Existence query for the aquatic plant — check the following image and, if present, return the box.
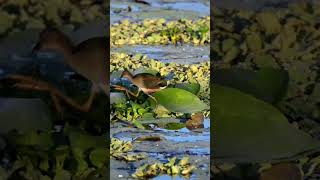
[111,17,210,46]
[132,156,196,178]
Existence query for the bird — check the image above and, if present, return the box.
[6,27,109,113]
[112,69,167,102]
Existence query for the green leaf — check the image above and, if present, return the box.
[133,67,159,76]
[132,119,145,129]
[89,148,107,168]
[153,88,207,113]
[223,46,240,63]
[7,130,54,150]
[175,83,201,95]
[54,169,71,180]
[246,33,263,52]
[214,85,320,163]
[214,68,289,104]
[165,123,185,130]
[67,131,106,152]
[256,11,281,34]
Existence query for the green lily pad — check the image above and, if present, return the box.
[153,88,207,113]
[174,83,200,95]
[214,85,320,163]
[214,68,289,104]
[133,67,159,76]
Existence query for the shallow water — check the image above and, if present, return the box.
[110,0,210,178]
[110,0,209,24]
[110,119,210,179]
[112,45,209,64]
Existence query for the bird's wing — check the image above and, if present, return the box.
[139,74,167,89]
[73,37,108,53]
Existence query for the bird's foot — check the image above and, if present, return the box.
[6,74,96,114]
[6,74,66,118]
[6,74,51,91]
[147,94,158,104]
[51,93,64,119]
[112,84,134,98]
[112,84,129,91]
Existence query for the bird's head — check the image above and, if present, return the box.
[32,27,73,55]
[121,69,133,79]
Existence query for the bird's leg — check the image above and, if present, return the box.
[6,74,51,91]
[50,93,64,119]
[112,85,140,98]
[146,93,158,104]
[79,85,97,112]
[132,88,141,97]
[5,74,96,113]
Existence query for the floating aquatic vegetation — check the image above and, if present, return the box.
[110,138,146,162]
[113,101,149,122]
[110,52,210,105]
[213,2,320,140]
[0,125,108,179]
[0,0,107,37]
[111,17,210,46]
[132,156,196,179]
[110,52,210,123]
[153,88,208,113]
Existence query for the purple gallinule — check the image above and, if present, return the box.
[6,28,108,113]
[113,69,167,102]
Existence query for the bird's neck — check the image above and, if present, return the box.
[59,45,75,65]
[50,36,75,64]
[123,73,134,81]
